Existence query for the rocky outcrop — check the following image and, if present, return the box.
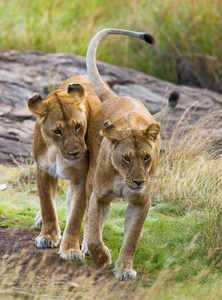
[0,50,221,164]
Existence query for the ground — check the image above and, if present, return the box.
[0,151,222,299]
[0,227,142,299]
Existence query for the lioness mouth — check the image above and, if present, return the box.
[64,155,79,161]
[129,187,143,191]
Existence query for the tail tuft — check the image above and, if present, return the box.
[169,91,180,108]
[143,34,155,45]
[153,91,180,121]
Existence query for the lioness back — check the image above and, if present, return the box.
[59,75,101,112]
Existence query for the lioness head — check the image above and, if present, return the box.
[101,112,160,191]
[28,84,88,161]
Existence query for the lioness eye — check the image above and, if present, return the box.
[54,129,62,135]
[123,156,130,163]
[75,124,81,130]
[144,154,150,162]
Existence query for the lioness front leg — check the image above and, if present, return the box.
[87,192,112,267]
[113,199,150,280]
[35,169,61,248]
[81,168,94,255]
[35,182,59,229]
[81,206,90,255]
[35,210,42,229]
[59,180,86,261]
[82,199,110,255]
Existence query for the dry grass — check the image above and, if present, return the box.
[152,110,222,255]
[154,111,222,207]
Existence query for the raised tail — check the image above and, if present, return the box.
[86,28,155,102]
[153,91,180,122]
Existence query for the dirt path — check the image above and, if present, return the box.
[0,228,141,299]
[0,227,110,278]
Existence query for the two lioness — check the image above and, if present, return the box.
[29,29,178,280]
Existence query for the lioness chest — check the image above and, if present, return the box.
[39,146,84,180]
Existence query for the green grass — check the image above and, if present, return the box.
[1,0,222,86]
[0,165,68,231]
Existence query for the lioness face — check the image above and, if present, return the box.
[101,115,160,190]
[42,100,87,161]
[29,84,88,161]
[111,136,154,190]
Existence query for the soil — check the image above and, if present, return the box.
[0,227,143,299]
[0,227,111,277]
[0,227,118,298]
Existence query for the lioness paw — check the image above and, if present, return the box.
[35,234,61,248]
[59,248,85,261]
[88,244,112,268]
[81,243,90,256]
[113,267,137,281]
[35,211,42,229]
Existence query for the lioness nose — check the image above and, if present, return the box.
[132,179,145,187]
[67,150,80,156]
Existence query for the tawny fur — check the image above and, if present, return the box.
[82,29,165,281]
[83,95,160,280]
[28,75,101,260]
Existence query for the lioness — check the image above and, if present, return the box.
[82,29,179,280]
[28,75,101,260]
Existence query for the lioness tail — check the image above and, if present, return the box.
[153,91,180,121]
[86,28,155,102]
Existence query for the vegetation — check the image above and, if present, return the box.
[0,112,221,299]
[0,0,222,89]
[0,1,222,297]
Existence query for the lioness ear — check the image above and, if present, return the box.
[145,122,160,141]
[28,93,47,116]
[67,84,85,102]
[101,120,122,141]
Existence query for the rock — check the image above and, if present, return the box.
[0,183,8,191]
[0,50,221,164]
